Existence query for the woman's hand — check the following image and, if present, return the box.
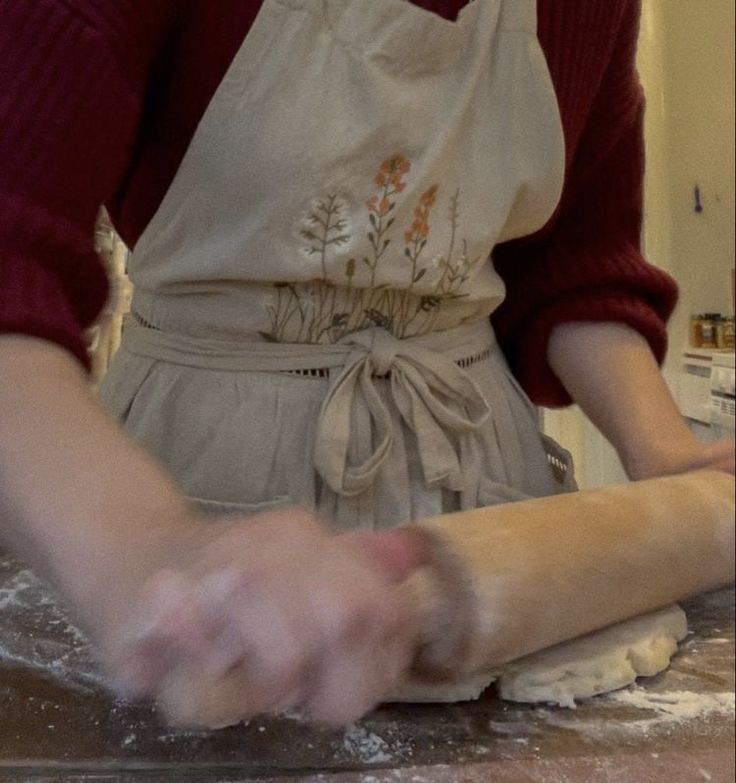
[105,513,425,728]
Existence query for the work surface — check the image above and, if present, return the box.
[0,553,734,782]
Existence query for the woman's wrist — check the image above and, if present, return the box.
[618,422,702,481]
[623,435,735,482]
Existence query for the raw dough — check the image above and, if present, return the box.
[496,603,688,708]
[387,671,497,703]
[390,604,688,706]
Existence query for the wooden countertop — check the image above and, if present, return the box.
[0,552,733,782]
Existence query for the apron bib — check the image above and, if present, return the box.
[101,0,573,529]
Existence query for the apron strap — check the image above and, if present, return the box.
[314,328,491,496]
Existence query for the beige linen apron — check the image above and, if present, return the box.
[100,0,573,529]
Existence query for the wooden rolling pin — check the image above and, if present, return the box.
[404,469,735,680]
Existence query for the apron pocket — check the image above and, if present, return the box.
[189,495,293,517]
[97,348,159,423]
[477,478,532,508]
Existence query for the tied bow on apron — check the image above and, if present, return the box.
[315,329,491,496]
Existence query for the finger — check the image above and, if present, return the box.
[300,588,412,725]
[158,574,315,727]
[303,623,410,725]
[113,569,239,698]
[341,527,434,584]
[223,583,313,714]
[109,569,194,696]
[157,659,255,728]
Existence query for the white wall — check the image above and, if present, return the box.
[639,0,735,363]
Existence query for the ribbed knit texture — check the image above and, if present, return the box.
[0,0,173,365]
[0,0,677,403]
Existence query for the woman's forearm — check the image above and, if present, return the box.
[547,322,710,480]
[0,335,194,633]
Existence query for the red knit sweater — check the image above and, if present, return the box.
[0,0,677,407]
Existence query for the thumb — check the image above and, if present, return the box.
[341,527,433,584]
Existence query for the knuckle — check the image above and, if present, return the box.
[274,645,309,685]
[331,598,383,644]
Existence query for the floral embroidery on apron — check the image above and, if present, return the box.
[266,153,484,343]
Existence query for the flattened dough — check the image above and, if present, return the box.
[389,604,688,706]
[387,671,497,703]
[497,603,688,707]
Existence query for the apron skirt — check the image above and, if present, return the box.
[100,317,575,530]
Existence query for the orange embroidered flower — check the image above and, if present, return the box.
[404,185,438,245]
[405,217,428,244]
[420,184,438,207]
[365,154,414,286]
[390,175,406,192]
[376,155,411,194]
[366,194,393,217]
[380,155,411,176]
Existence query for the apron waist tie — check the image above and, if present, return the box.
[122,317,494,497]
[315,328,491,496]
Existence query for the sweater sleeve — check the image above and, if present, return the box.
[491,0,678,408]
[0,0,174,368]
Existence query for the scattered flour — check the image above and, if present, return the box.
[342,726,393,764]
[341,726,406,765]
[0,564,104,688]
[122,732,137,746]
[605,687,736,726]
[543,686,736,738]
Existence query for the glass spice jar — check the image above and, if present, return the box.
[690,314,704,348]
[700,316,716,348]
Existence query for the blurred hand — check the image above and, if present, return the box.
[104,509,427,728]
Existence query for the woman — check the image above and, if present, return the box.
[0,0,732,727]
